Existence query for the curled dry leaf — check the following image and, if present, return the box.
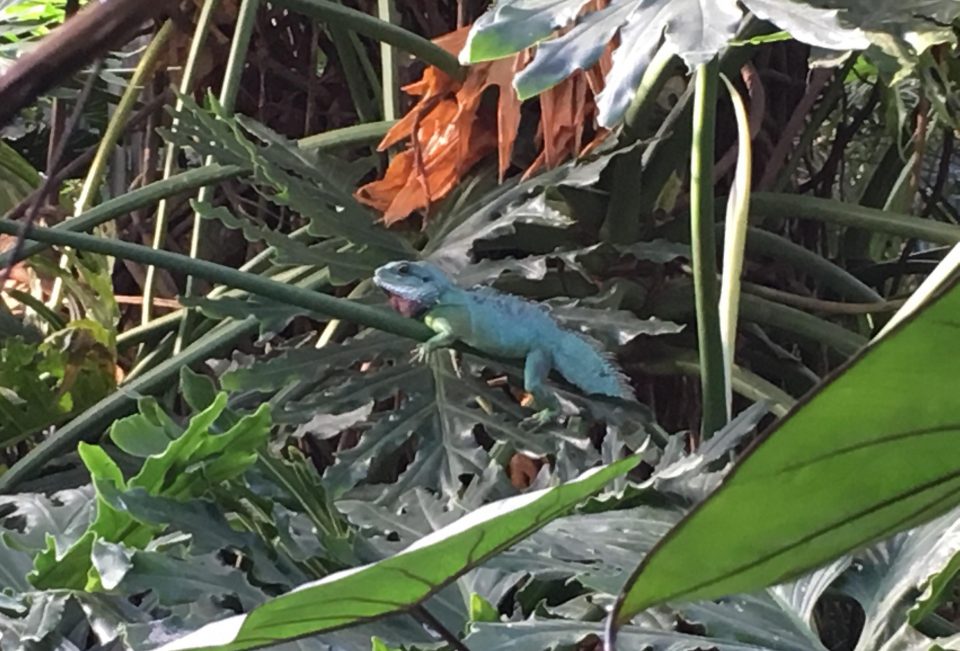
[356,18,614,225]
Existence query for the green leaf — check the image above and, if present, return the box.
[610,273,960,625]
[469,593,500,623]
[117,549,267,609]
[464,0,743,125]
[0,140,38,214]
[191,200,386,286]
[166,96,411,258]
[0,486,94,555]
[179,294,306,341]
[109,397,182,458]
[0,331,113,447]
[131,393,270,495]
[910,549,960,626]
[461,0,592,63]
[179,366,221,413]
[156,456,639,651]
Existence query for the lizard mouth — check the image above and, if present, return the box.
[386,293,427,318]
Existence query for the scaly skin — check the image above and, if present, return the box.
[373,261,633,423]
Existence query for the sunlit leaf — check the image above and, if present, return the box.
[157,456,639,651]
[610,273,960,625]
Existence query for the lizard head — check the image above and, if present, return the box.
[373,260,453,318]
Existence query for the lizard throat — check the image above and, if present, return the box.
[386,293,429,318]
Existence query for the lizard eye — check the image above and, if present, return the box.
[396,262,411,275]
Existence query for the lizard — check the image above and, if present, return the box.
[372,260,634,423]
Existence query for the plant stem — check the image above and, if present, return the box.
[740,227,882,303]
[690,58,727,437]
[601,47,680,244]
[0,220,431,341]
[378,0,399,121]
[748,192,960,244]
[144,0,223,325]
[47,20,175,309]
[276,0,465,80]
[0,118,392,268]
[0,165,247,268]
[177,0,259,352]
[717,72,752,419]
[298,120,395,150]
[328,26,379,122]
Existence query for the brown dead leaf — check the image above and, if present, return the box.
[356,22,613,224]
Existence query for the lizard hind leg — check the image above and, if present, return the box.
[522,348,561,425]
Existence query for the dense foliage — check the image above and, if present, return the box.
[0,0,959,650]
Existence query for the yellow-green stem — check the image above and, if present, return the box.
[143,0,222,325]
[48,20,174,309]
[175,0,259,353]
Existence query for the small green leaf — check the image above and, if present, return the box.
[179,367,221,413]
[469,593,500,623]
[909,549,960,626]
[109,397,181,458]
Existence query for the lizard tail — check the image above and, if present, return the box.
[550,330,634,400]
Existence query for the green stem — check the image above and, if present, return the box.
[177,0,259,352]
[690,58,727,436]
[742,227,882,303]
[748,192,960,244]
[117,310,182,349]
[640,354,796,418]
[143,0,223,325]
[621,47,682,144]
[0,165,247,267]
[118,225,313,351]
[377,0,399,122]
[328,26,379,122]
[652,279,867,356]
[349,31,383,108]
[601,48,680,244]
[76,21,175,215]
[0,118,393,267]
[48,20,175,308]
[275,0,465,80]
[298,120,394,150]
[739,293,865,356]
[2,288,66,330]
[0,220,431,342]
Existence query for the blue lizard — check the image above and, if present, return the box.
[373,260,634,423]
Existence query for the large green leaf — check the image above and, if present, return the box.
[156,456,639,651]
[609,271,960,628]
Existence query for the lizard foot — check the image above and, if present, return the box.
[411,343,433,364]
[521,408,559,430]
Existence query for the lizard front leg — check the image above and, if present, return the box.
[413,313,458,363]
[523,348,560,425]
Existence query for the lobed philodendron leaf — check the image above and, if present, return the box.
[156,456,639,651]
[462,0,959,127]
[607,272,960,634]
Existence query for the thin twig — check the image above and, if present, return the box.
[0,58,104,289]
[758,68,831,190]
[2,90,171,223]
[922,128,954,219]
